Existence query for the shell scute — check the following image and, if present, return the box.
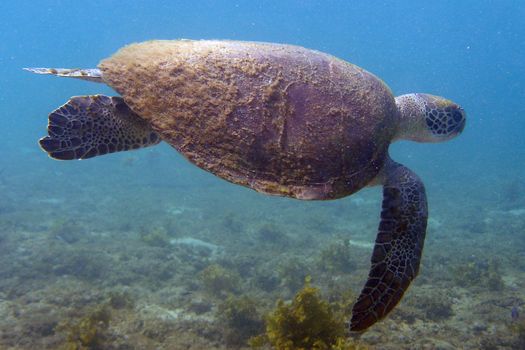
[100,40,397,199]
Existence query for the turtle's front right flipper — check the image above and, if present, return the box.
[24,68,103,83]
[39,95,161,160]
[350,158,428,331]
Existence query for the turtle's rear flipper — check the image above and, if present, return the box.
[350,159,427,331]
[39,95,161,160]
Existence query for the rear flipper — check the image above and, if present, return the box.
[350,159,428,331]
[39,95,161,160]
[24,68,103,83]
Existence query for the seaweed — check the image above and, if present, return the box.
[411,293,454,321]
[451,258,504,291]
[217,295,264,346]
[250,278,367,350]
[139,226,170,247]
[325,281,356,317]
[57,305,111,350]
[49,219,85,244]
[257,223,289,245]
[487,259,505,291]
[317,240,354,274]
[277,258,310,293]
[254,266,280,292]
[509,319,525,349]
[222,212,243,234]
[108,291,134,310]
[49,247,108,281]
[199,264,241,296]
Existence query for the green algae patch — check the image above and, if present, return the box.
[251,278,366,350]
[218,295,264,346]
[108,291,135,310]
[277,258,310,293]
[139,226,171,247]
[199,264,241,295]
[57,305,111,350]
[451,258,504,291]
[317,240,354,274]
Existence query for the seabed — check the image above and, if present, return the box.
[0,153,524,349]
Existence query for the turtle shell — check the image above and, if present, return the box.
[99,40,398,199]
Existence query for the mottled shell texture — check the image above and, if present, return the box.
[99,40,398,199]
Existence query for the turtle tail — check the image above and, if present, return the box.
[39,95,161,160]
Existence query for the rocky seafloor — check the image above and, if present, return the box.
[0,153,524,350]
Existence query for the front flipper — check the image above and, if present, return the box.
[350,159,428,331]
[39,95,161,160]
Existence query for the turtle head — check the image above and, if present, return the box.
[394,93,466,143]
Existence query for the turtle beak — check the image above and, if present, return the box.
[434,103,466,141]
[456,118,466,134]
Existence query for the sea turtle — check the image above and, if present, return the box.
[25,40,466,331]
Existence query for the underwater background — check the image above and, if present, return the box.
[1,1,524,349]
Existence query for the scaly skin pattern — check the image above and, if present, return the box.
[394,93,466,142]
[39,95,160,160]
[350,158,427,331]
[99,40,398,199]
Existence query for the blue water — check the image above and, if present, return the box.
[0,1,524,349]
